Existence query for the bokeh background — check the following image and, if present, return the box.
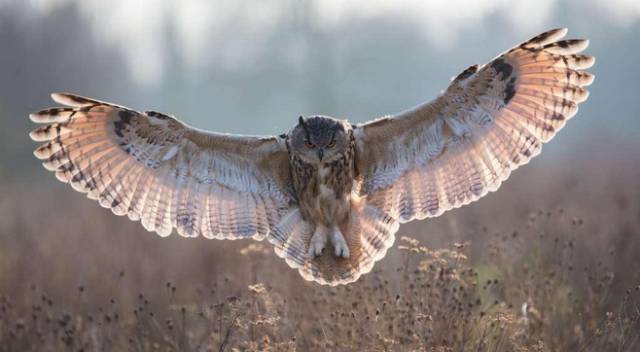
[1,1,639,350]
[2,0,640,174]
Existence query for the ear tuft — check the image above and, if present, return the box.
[298,115,306,126]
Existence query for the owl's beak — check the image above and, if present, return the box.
[317,149,324,161]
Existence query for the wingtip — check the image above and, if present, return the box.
[51,92,75,106]
[28,128,49,141]
[51,92,67,102]
[586,73,596,86]
[524,27,570,48]
[50,92,96,107]
[548,27,569,38]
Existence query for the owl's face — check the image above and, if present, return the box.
[289,115,350,164]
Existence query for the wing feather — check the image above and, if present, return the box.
[356,28,594,222]
[30,93,293,240]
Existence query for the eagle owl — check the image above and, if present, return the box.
[30,28,594,285]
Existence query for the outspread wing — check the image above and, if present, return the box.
[355,28,595,222]
[30,93,293,239]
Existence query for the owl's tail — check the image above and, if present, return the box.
[267,204,399,285]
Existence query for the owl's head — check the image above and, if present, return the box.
[289,115,351,164]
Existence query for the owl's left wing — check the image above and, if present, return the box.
[30,93,293,239]
[355,28,594,222]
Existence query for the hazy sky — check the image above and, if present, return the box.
[6,0,640,84]
[1,0,639,177]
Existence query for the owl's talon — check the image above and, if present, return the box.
[331,229,350,258]
[309,227,328,258]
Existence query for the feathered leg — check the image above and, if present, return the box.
[330,227,350,258]
[308,225,328,257]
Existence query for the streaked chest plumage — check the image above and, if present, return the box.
[289,137,356,227]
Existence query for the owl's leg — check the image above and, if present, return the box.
[330,227,350,258]
[308,225,328,257]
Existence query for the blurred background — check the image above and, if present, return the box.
[0,1,639,350]
[2,0,640,177]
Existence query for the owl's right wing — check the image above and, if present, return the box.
[355,28,594,222]
[30,93,293,239]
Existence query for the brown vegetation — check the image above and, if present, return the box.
[1,156,639,351]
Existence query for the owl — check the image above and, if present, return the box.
[30,28,594,285]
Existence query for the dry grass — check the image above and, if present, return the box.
[1,156,639,351]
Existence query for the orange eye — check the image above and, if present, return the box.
[327,140,336,148]
[304,140,315,148]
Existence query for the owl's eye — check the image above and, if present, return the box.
[304,140,315,148]
[327,139,336,148]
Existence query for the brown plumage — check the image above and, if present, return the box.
[288,118,356,227]
[29,28,594,285]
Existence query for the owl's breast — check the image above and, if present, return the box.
[291,155,355,227]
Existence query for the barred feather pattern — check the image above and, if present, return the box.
[29,28,594,287]
[356,28,594,222]
[268,203,399,286]
[30,94,292,239]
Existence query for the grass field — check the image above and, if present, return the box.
[1,153,639,351]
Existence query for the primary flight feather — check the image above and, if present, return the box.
[30,28,594,285]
